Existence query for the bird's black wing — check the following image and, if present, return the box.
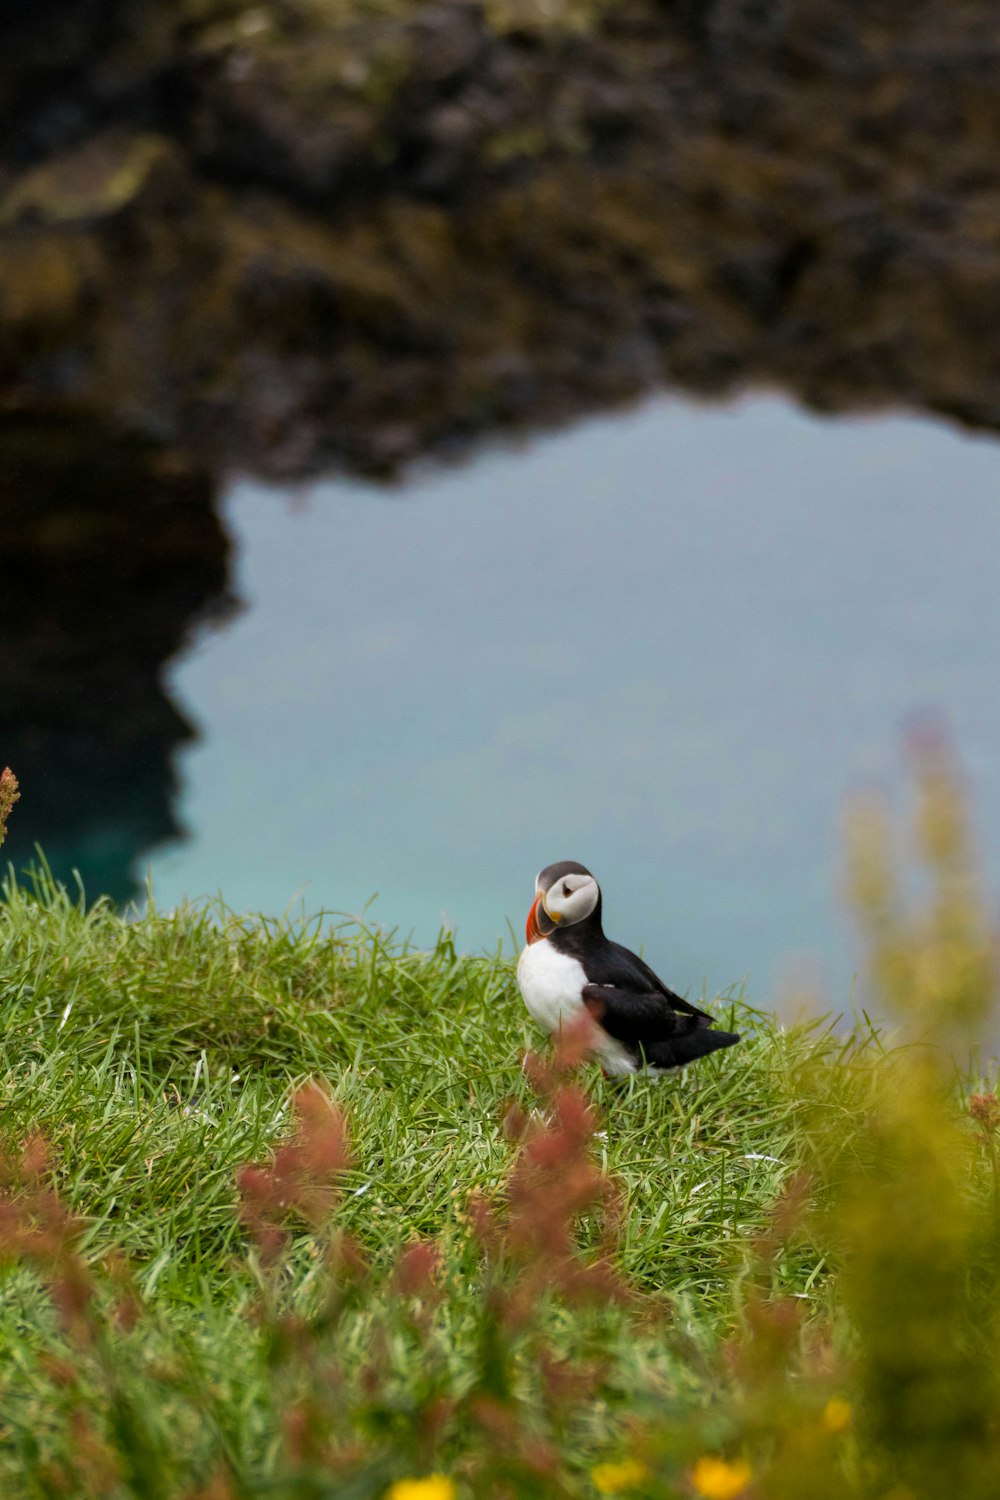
[601,941,714,1025]
[583,984,741,1069]
[582,984,700,1046]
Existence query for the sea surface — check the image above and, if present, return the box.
[146,395,1000,1013]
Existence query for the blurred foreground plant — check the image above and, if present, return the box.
[819,733,1000,1499]
[692,736,1000,1500]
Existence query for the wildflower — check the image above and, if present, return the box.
[592,1457,651,1493]
[393,1238,441,1297]
[822,1396,852,1433]
[237,1081,350,1258]
[0,767,18,845]
[385,1477,456,1500]
[690,1456,752,1499]
[969,1092,1000,1136]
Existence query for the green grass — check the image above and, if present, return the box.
[0,865,952,1497]
[0,870,825,1294]
[3,753,998,1498]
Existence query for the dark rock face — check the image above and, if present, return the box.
[2,1,1000,479]
[0,417,234,902]
[2,2,999,899]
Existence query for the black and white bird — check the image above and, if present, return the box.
[517,860,740,1076]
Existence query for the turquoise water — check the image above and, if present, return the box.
[148,395,1000,1011]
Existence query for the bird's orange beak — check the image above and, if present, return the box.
[525,892,545,945]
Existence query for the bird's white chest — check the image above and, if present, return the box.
[517,940,589,1033]
[516,940,638,1076]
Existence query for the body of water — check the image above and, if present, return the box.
[145,395,1000,1009]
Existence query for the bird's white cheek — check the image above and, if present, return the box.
[547,883,598,925]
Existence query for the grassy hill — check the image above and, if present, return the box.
[0,744,998,1499]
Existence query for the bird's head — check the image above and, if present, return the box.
[525,860,601,945]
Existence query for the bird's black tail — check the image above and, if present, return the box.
[645,1027,741,1071]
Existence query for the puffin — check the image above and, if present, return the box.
[517,860,740,1076]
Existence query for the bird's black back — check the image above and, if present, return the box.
[548,922,712,1024]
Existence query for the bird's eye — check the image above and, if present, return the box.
[562,883,572,897]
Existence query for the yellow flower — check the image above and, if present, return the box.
[690,1456,752,1500]
[823,1397,853,1434]
[592,1458,651,1493]
[385,1478,456,1500]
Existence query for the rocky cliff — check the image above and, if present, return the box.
[4,1,1000,900]
[0,416,233,901]
[3,0,1000,479]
